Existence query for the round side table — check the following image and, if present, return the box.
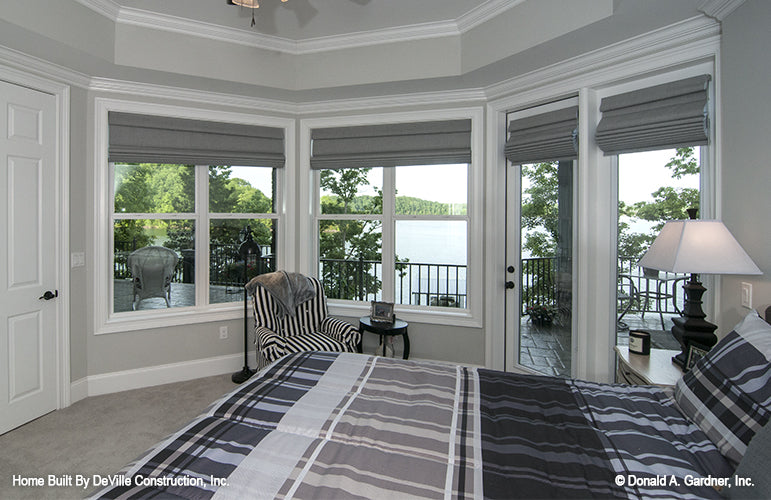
[358,316,409,359]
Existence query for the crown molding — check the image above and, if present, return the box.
[73,0,120,20]
[456,0,527,32]
[0,44,91,88]
[89,77,299,114]
[485,15,721,101]
[299,88,487,115]
[77,0,525,55]
[88,75,487,116]
[117,6,298,53]
[698,0,746,21]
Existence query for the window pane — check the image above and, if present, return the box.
[114,163,194,213]
[395,164,468,215]
[616,147,700,345]
[209,218,276,304]
[519,160,573,377]
[394,220,467,308]
[319,168,383,215]
[113,219,195,312]
[319,220,382,301]
[209,166,275,214]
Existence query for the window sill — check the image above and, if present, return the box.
[328,300,482,328]
[95,302,244,335]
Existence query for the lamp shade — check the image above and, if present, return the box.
[638,220,762,275]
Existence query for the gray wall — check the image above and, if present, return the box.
[718,0,771,330]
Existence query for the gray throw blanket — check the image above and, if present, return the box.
[245,271,316,318]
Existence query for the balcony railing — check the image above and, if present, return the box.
[113,244,683,315]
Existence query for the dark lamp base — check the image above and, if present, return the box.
[231,366,255,384]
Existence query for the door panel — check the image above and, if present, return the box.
[0,80,58,435]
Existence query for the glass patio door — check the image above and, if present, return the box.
[505,160,574,376]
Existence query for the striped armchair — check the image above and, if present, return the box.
[250,276,361,369]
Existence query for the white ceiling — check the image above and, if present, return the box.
[111,0,507,41]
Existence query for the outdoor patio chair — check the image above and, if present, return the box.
[127,246,179,310]
[638,267,687,329]
[248,273,360,369]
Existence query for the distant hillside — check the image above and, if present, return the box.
[322,194,466,215]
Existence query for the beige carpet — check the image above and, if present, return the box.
[0,373,236,499]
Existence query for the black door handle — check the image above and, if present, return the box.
[39,290,58,300]
[505,281,515,290]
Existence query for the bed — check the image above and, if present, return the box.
[93,310,771,499]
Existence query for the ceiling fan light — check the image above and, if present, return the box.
[232,0,259,8]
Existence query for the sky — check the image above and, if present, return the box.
[233,149,699,215]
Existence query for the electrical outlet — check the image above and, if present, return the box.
[741,282,752,309]
[219,326,228,339]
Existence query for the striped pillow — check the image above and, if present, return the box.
[674,310,771,465]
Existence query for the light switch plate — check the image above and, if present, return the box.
[71,252,85,268]
[741,282,752,309]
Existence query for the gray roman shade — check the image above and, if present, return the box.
[310,119,471,170]
[108,112,285,168]
[595,75,711,155]
[505,106,578,165]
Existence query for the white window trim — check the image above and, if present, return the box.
[299,107,484,328]
[93,98,295,335]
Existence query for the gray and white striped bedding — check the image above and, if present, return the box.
[93,351,732,499]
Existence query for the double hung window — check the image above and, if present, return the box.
[107,111,285,316]
[311,119,474,312]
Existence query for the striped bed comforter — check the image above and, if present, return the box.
[93,352,732,499]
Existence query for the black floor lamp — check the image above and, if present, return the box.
[232,226,262,384]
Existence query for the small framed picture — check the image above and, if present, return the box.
[370,301,394,323]
[685,342,710,371]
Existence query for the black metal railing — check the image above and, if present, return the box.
[114,241,274,287]
[113,244,682,315]
[319,258,467,308]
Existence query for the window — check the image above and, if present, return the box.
[307,114,480,319]
[112,164,278,312]
[316,164,469,309]
[96,105,288,331]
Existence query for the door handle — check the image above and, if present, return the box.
[505,281,515,290]
[39,290,58,300]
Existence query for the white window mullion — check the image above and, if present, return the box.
[195,165,209,307]
[381,168,395,301]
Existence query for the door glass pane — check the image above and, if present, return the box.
[113,219,195,312]
[519,160,573,377]
[394,220,467,308]
[209,219,276,304]
[616,147,700,346]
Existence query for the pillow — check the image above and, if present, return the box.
[674,310,771,465]
[726,421,771,499]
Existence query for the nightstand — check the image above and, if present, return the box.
[614,345,683,387]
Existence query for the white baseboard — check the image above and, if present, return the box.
[69,351,255,402]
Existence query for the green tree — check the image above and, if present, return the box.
[520,161,559,257]
[620,147,700,260]
[319,169,383,300]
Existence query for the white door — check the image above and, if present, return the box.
[0,80,59,435]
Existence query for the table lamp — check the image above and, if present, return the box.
[637,209,762,368]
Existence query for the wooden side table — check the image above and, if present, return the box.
[358,316,409,359]
[614,346,683,387]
